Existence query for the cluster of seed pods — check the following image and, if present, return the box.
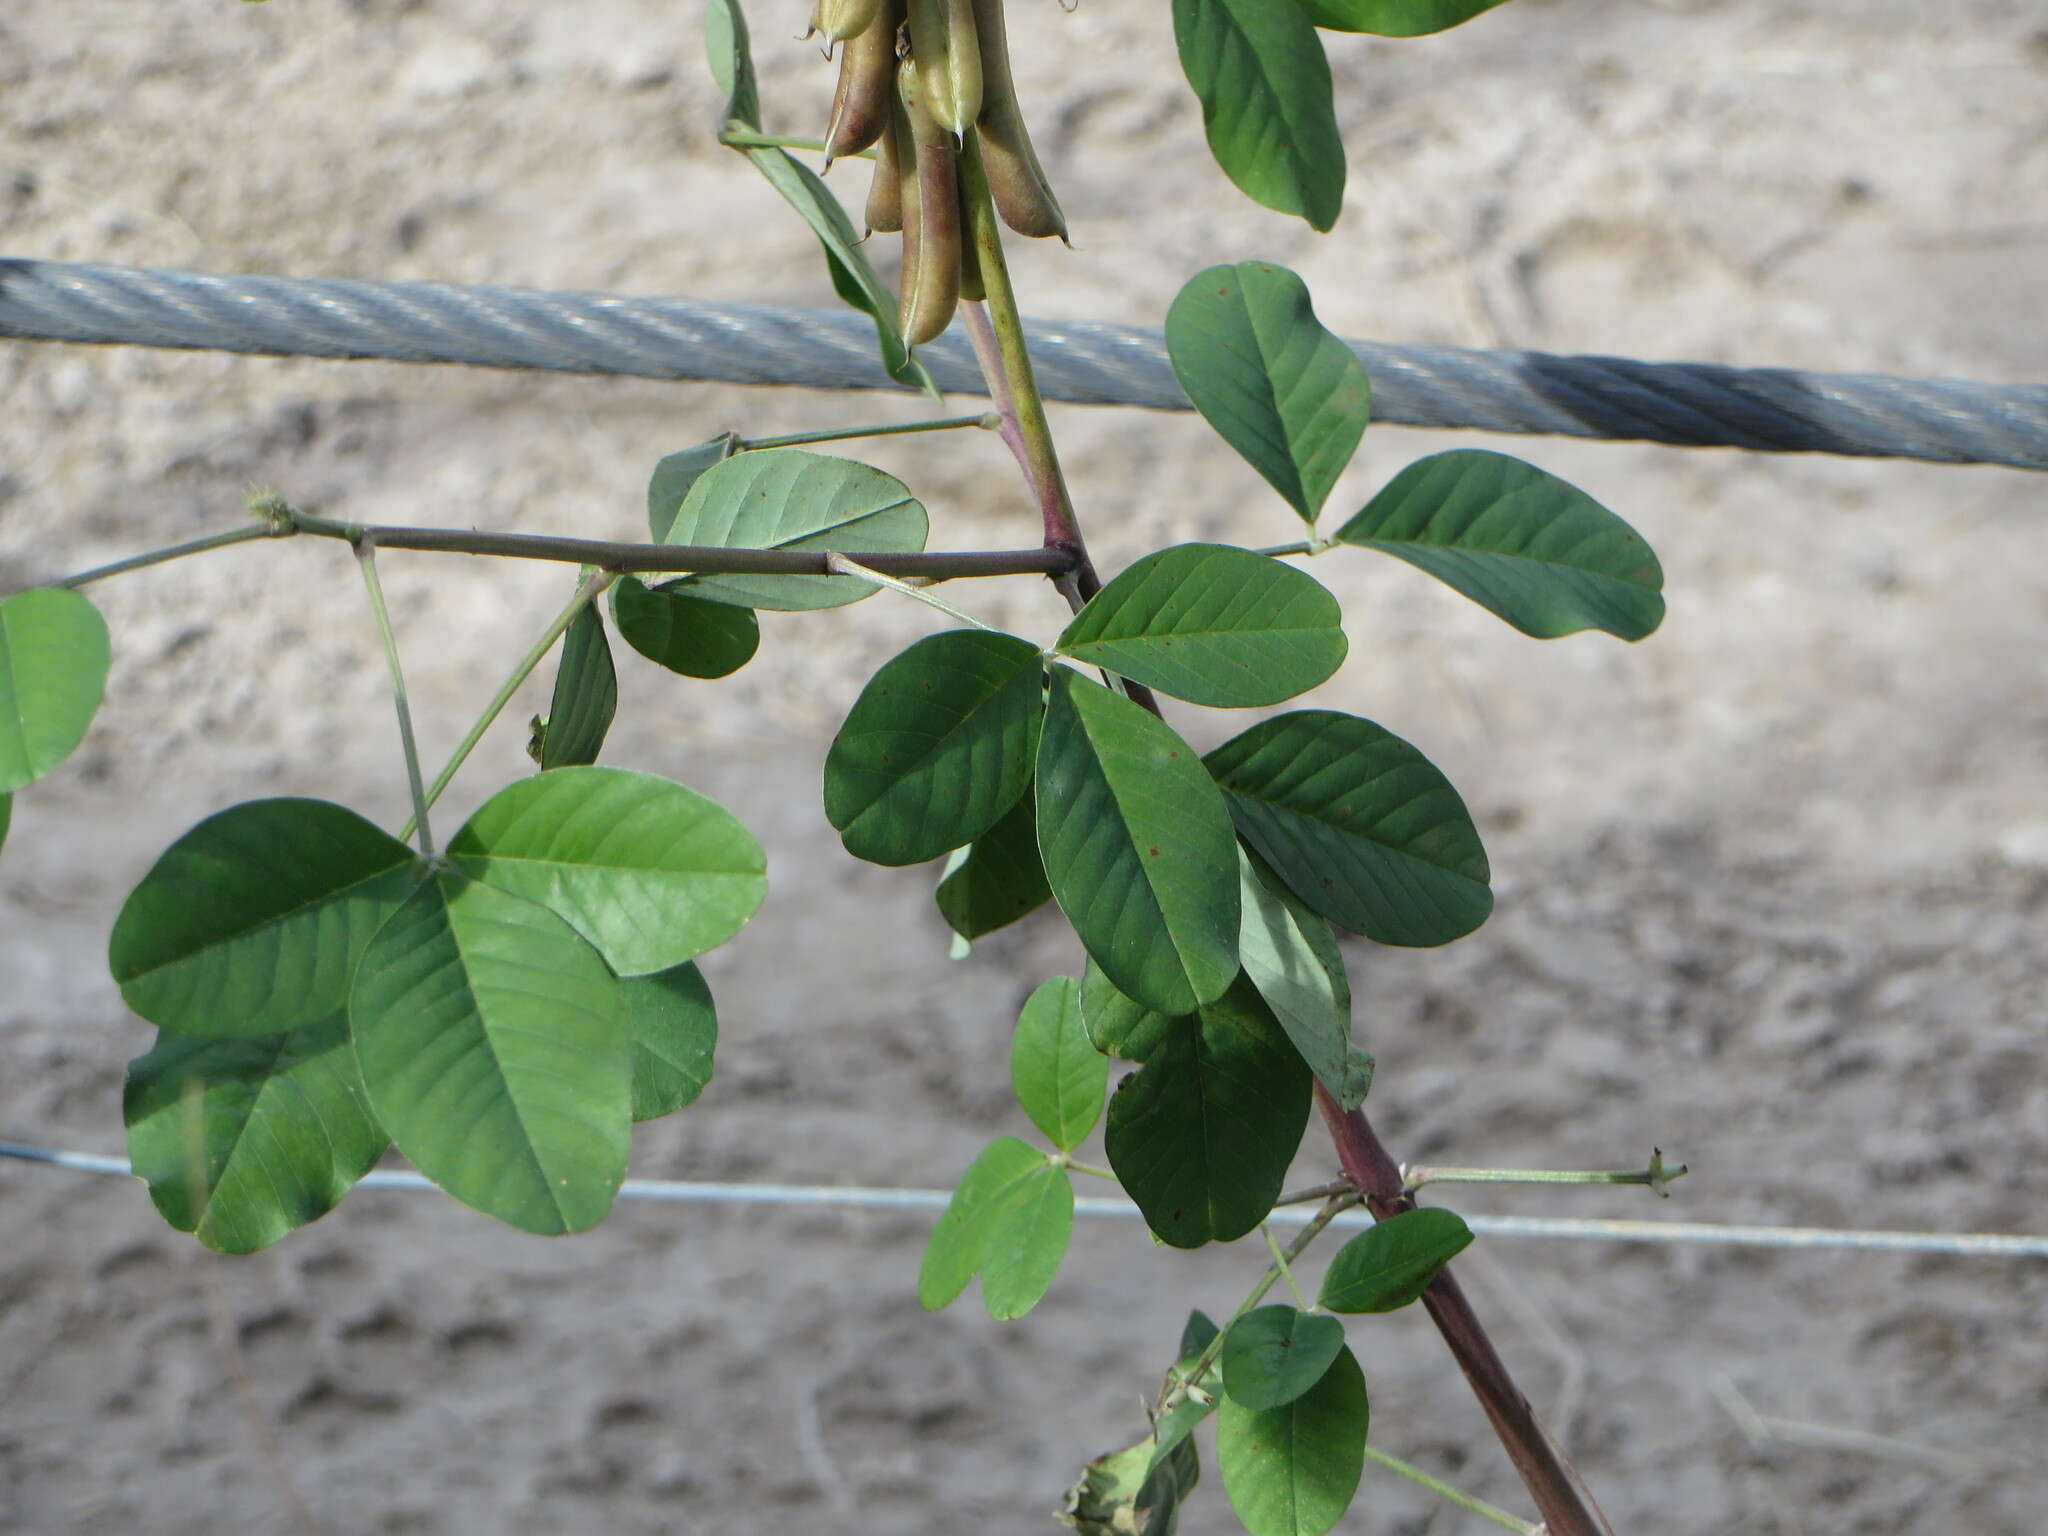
[810,0,1068,343]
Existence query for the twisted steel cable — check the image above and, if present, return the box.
[4,257,2044,470]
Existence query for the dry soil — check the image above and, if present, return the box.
[2,2,2046,1533]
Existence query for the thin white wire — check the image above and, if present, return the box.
[6,1141,2047,1258]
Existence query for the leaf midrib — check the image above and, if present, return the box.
[1219,778,1476,879]
[1346,532,1659,590]
[0,612,32,775]
[442,888,599,1231]
[118,853,419,986]
[838,654,1038,827]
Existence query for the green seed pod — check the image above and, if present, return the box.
[810,0,887,47]
[970,0,1067,240]
[824,3,902,163]
[905,0,983,136]
[865,114,905,234]
[896,58,962,345]
[957,174,987,303]
[890,78,921,304]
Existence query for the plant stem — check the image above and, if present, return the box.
[282,509,1069,581]
[957,134,1098,602]
[826,555,999,631]
[737,413,998,452]
[957,134,1163,706]
[354,537,434,858]
[1254,536,1342,561]
[399,568,613,843]
[953,104,1605,1534]
[1406,1152,1687,1198]
[1315,1083,1608,1536]
[1362,1445,1543,1536]
[1276,1177,1356,1207]
[1161,1193,1360,1414]
[1063,1159,1116,1181]
[1263,1223,1309,1310]
[51,523,284,590]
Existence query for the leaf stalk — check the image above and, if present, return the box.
[398,568,614,843]
[1362,1445,1544,1536]
[1405,1151,1688,1198]
[1262,1222,1309,1310]
[1254,536,1336,560]
[718,125,866,157]
[1276,1177,1356,1207]
[1158,1193,1360,1417]
[353,537,435,858]
[737,412,999,452]
[825,554,999,631]
[48,522,286,591]
[1061,1158,1116,1182]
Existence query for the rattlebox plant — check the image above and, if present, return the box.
[4,3,1686,1532]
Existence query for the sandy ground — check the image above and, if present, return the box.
[2,1,2046,1532]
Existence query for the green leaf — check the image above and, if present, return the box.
[1079,960,1182,1065]
[934,795,1051,940]
[1237,848,1372,1110]
[351,873,630,1234]
[1010,975,1107,1152]
[979,1161,1075,1320]
[0,587,111,794]
[824,630,1044,866]
[1339,1044,1375,1103]
[702,0,759,125]
[536,603,617,770]
[447,766,765,976]
[109,799,421,1038]
[1056,545,1346,708]
[1165,265,1370,524]
[123,1013,386,1255]
[1172,0,1345,231]
[917,1135,1048,1310]
[1221,1306,1347,1411]
[1298,0,1513,36]
[1206,711,1491,947]
[746,150,938,394]
[620,960,717,1122]
[1216,1342,1368,1536]
[1335,450,1665,640]
[648,436,739,542]
[1317,1207,1474,1313]
[1037,669,1239,1015]
[703,0,933,392]
[613,577,761,678]
[0,793,11,857]
[662,448,929,611]
[1103,978,1310,1248]
[1063,1430,1201,1536]
[1146,1434,1203,1535]
[1149,1309,1225,1473]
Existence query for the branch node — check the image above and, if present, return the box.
[1647,1147,1688,1199]
[244,490,300,537]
